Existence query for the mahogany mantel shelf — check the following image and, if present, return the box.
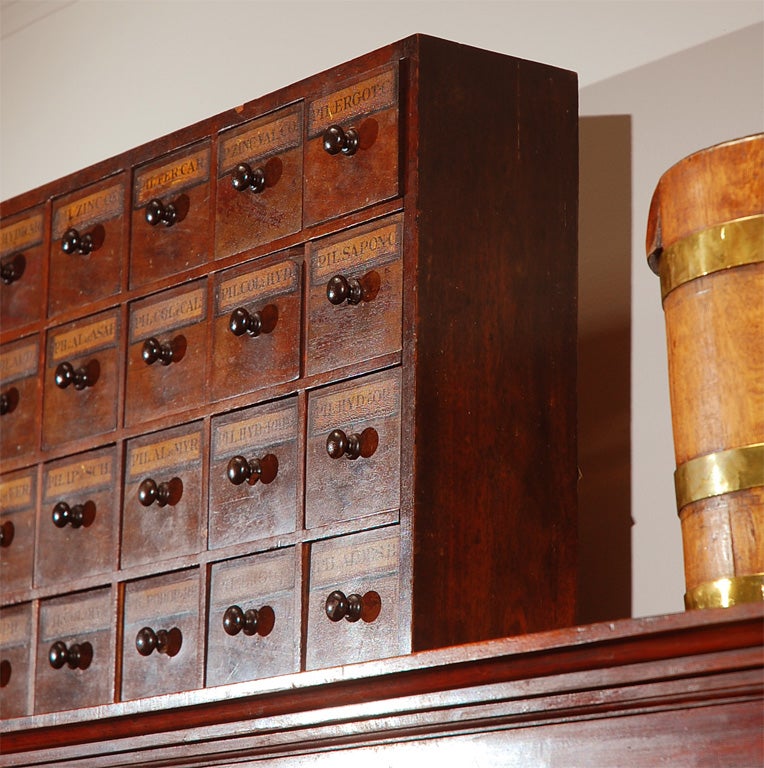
[1,604,761,766]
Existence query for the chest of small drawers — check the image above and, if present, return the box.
[0,35,577,722]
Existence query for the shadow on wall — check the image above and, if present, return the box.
[577,115,633,624]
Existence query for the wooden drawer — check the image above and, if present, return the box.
[0,207,45,332]
[206,548,299,687]
[0,335,40,464]
[121,569,201,701]
[0,468,36,598]
[210,254,301,403]
[130,142,212,288]
[49,175,126,317]
[122,421,204,569]
[41,308,120,450]
[125,280,208,427]
[306,215,402,376]
[305,368,401,530]
[35,587,114,714]
[0,602,33,718]
[215,104,303,259]
[306,526,403,670]
[208,398,300,550]
[304,66,399,226]
[36,445,117,588]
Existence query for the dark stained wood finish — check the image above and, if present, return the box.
[0,602,33,719]
[0,469,36,599]
[0,335,40,465]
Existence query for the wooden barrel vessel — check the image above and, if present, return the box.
[646,134,763,610]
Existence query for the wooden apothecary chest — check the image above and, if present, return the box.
[0,35,577,725]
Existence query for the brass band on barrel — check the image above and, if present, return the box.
[685,573,764,610]
[674,442,764,512]
[658,214,764,300]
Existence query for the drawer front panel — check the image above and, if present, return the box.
[122,421,204,568]
[206,548,298,687]
[306,527,402,670]
[209,398,300,550]
[0,335,40,464]
[42,308,120,450]
[0,469,36,598]
[306,215,402,376]
[49,175,126,317]
[215,104,303,259]
[305,368,401,529]
[125,280,208,427]
[304,67,399,225]
[122,569,201,701]
[130,142,212,288]
[211,255,301,403]
[35,587,113,714]
[0,207,45,331]
[36,445,117,587]
[0,602,33,718]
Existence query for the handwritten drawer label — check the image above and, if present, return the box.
[126,576,198,622]
[50,315,118,363]
[135,147,210,207]
[311,219,401,282]
[312,534,400,585]
[0,474,34,511]
[44,454,114,499]
[53,183,124,239]
[0,609,31,646]
[310,372,400,434]
[213,406,297,456]
[213,553,293,604]
[128,429,202,477]
[0,213,43,257]
[219,109,301,173]
[41,591,111,639]
[308,68,396,136]
[130,287,206,341]
[0,340,38,383]
[217,261,298,313]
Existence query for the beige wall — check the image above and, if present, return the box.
[2,1,763,621]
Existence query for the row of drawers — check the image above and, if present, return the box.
[0,524,403,717]
[0,66,399,333]
[1,214,402,464]
[1,366,401,597]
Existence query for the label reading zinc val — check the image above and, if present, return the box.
[308,69,396,136]
[44,455,114,500]
[52,183,123,239]
[0,474,34,510]
[214,406,296,456]
[0,610,31,646]
[219,110,301,173]
[0,341,38,383]
[217,261,298,313]
[128,431,201,477]
[213,554,293,605]
[41,592,110,639]
[130,287,205,341]
[135,148,210,207]
[127,578,197,623]
[0,213,43,257]
[50,315,117,364]
[312,534,399,585]
[310,373,400,434]
[312,220,400,282]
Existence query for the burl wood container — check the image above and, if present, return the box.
[646,134,763,610]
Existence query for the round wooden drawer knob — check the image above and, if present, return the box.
[137,477,182,508]
[226,454,278,486]
[54,360,98,390]
[135,626,182,657]
[48,640,92,670]
[323,125,359,156]
[222,604,275,637]
[1,253,25,285]
[231,163,266,193]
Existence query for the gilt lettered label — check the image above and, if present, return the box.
[130,287,206,341]
[308,68,396,135]
[128,429,202,478]
[213,553,293,604]
[213,405,297,457]
[0,474,34,511]
[217,261,298,313]
[135,147,210,207]
[50,314,117,364]
[44,454,114,500]
[41,591,110,639]
[311,218,400,282]
[311,534,399,585]
[0,340,38,383]
[310,371,400,434]
[127,576,198,622]
[53,183,124,239]
[219,108,301,173]
[0,213,43,257]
